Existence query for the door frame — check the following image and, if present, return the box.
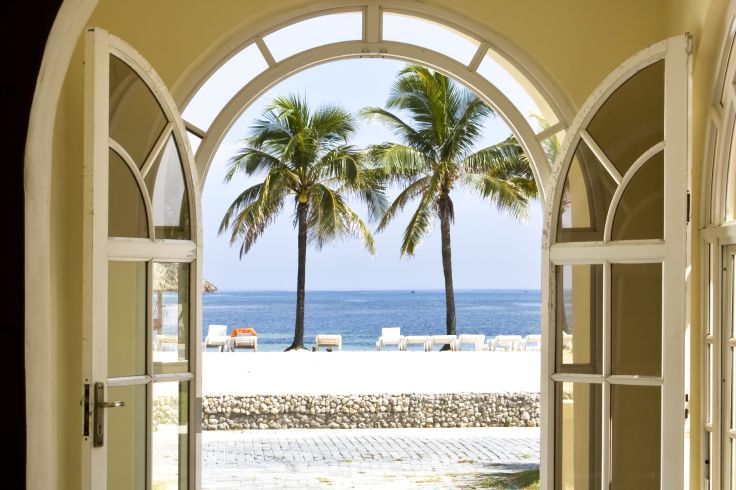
[81,28,203,490]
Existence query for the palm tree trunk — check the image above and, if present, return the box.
[287,202,308,351]
[439,197,457,348]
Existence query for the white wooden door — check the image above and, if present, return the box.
[81,28,202,490]
[541,36,690,489]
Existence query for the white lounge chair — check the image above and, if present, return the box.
[429,334,458,351]
[231,334,258,352]
[523,334,541,350]
[203,324,230,352]
[456,334,486,351]
[490,335,523,351]
[376,327,403,350]
[401,335,431,351]
[315,334,342,351]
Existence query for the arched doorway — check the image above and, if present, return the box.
[24,2,693,489]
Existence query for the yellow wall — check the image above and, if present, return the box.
[44,0,732,488]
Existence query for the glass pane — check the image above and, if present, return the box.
[611,385,661,490]
[109,55,167,167]
[556,265,603,374]
[611,151,664,241]
[109,148,149,238]
[555,382,602,490]
[731,347,735,430]
[145,136,191,240]
[556,140,617,242]
[107,384,146,490]
[611,263,662,376]
[108,261,147,378]
[476,52,553,131]
[264,13,363,62]
[182,43,268,130]
[707,342,713,424]
[382,13,479,65]
[728,131,736,221]
[541,130,564,165]
[587,61,664,176]
[153,262,190,375]
[153,382,189,490]
[708,243,713,336]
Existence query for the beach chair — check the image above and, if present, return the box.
[490,335,523,351]
[401,335,431,351]
[429,334,458,351]
[376,327,403,350]
[455,334,486,351]
[203,324,230,352]
[523,334,541,350]
[231,334,258,352]
[315,334,342,351]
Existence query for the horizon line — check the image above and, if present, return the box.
[209,288,542,292]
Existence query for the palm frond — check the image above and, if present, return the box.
[377,175,433,231]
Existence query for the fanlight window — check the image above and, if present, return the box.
[263,12,363,62]
[181,43,268,130]
[381,12,479,65]
[476,51,558,132]
[556,60,665,244]
[109,54,192,240]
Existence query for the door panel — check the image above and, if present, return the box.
[543,36,689,490]
[83,28,200,490]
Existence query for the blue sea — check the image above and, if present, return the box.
[202,289,540,352]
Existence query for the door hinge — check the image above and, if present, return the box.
[82,383,90,437]
[686,33,694,55]
[684,393,689,419]
[686,191,691,224]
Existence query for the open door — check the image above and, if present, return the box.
[81,29,202,489]
[541,36,690,489]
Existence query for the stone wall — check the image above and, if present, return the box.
[200,393,539,430]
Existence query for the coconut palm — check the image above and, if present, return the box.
[362,65,538,342]
[220,95,387,351]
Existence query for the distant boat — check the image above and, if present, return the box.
[410,290,416,293]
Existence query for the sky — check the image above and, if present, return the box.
[200,58,543,291]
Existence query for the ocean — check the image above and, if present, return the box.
[201,289,541,351]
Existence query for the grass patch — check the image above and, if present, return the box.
[475,469,540,489]
[416,476,443,483]
[338,459,353,464]
[316,477,333,485]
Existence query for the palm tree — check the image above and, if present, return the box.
[362,65,538,343]
[220,95,387,351]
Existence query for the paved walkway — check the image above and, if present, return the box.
[201,427,539,489]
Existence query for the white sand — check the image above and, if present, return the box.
[203,351,540,395]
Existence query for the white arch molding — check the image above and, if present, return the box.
[173,2,576,204]
[24,1,574,487]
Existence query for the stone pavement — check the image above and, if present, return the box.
[201,427,539,489]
